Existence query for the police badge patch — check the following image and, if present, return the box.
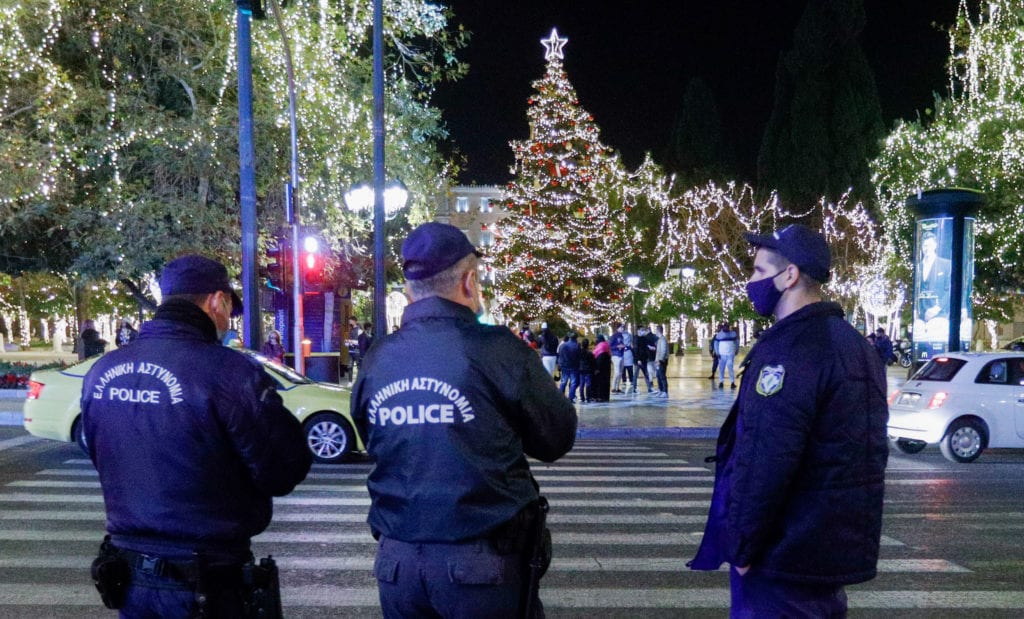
[756,365,785,396]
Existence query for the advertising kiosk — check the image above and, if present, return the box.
[905,189,983,365]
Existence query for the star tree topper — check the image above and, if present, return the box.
[541,28,568,61]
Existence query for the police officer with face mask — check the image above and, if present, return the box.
[351,222,577,618]
[82,255,311,617]
[689,225,889,617]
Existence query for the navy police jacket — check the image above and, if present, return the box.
[82,300,311,557]
[351,296,578,543]
[690,301,889,584]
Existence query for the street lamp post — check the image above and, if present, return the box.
[626,274,641,333]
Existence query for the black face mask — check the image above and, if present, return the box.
[746,270,786,317]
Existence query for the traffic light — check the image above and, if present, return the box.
[301,235,324,293]
[264,240,287,292]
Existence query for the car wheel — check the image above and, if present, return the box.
[304,413,355,464]
[939,418,987,463]
[72,416,89,456]
[892,438,926,455]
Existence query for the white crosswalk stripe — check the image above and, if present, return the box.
[0,440,1012,616]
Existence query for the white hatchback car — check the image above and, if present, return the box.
[887,352,1024,463]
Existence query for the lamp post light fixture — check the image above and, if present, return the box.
[343,179,409,221]
[343,179,410,332]
[625,274,641,332]
[681,266,696,279]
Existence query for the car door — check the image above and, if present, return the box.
[973,358,1019,446]
[1009,358,1024,440]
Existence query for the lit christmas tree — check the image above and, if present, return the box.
[493,28,628,328]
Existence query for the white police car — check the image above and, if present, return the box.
[887,352,1024,463]
[23,350,363,464]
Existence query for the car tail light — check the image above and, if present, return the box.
[887,390,901,405]
[927,392,948,409]
[26,380,44,400]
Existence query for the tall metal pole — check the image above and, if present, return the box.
[269,0,305,375]
[372,0,387,334]
[237,9,261,349]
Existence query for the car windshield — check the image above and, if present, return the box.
[242,350,313,385]
[910,357,967,382]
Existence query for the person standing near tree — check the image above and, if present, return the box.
[350,222,577,618]
[80,319,107,359]
[538,322,560,377]
[609,322,626,393]
[633,326,654,393]
[689,224,888,617]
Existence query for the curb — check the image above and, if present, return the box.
[577,426,718,440]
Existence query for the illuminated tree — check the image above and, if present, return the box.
[493,29,628,328]
[0,0,466,291]
[872,0,1024,321]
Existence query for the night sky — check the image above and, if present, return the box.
[433,0,962,186]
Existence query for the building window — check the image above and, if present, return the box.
[480,231,494,247]
[456,197,469,213]
[479,197,493,213]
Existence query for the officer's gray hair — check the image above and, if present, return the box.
[406,254,478,301]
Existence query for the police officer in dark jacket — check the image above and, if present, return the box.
[351,222,577,618]
[82,255,312,617]
[689,225,888,616]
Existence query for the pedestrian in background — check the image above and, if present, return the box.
[609,322,626,393]
[874,327,894,366]
[557,332,582,402]
[350,222,577,618]
[708,325,721,380]
[690,224,888,617]
[633,326,654,393]
[79,319,107,360]
[643,327,660,395]
[115,319,138,348]
[714,322,739,389]
[261,329,286,363]
[621,336,636,394]
[82,255,311,617]
[654,325,669,397]
[590,334,611,402]
[578,338,595,402]
[538,322,560,377]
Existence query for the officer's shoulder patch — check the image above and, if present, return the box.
[755,364,785,397]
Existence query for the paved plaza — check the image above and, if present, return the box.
[0,348,909,436]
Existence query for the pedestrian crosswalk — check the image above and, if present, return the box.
[0,441,1022,617]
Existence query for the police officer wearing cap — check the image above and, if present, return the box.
[351,222,577,618]
[689,224,889,617]
[82,255,312,617]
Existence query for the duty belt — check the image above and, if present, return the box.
[119,548,243,586]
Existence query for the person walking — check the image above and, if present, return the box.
[81,255,312,617]
[874,327,894,366]
[714,322,739,389]
[643,327,660,395]
[689,224,888,617]
[654,325,669,397]
[350,222,577,618]
[538,322,560,377]
[621,335,636,394]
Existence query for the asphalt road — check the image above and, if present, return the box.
[1,428,1024,617]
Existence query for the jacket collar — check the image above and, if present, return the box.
[400,296,478,327]
[764,301,844,340]
[140,298,220,343]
